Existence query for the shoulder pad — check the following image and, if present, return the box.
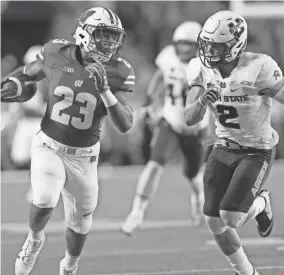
[155,45,177,72]
[37,39,72,61]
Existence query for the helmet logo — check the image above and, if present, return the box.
[228,18,245,40]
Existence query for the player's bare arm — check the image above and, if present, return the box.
[184,85,207,126]
[104,90,134,133]
[1,59,46,102]
[260,76,284,105]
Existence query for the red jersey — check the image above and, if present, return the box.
[37,39,135,147]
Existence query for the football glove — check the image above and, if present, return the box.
[85,58,109,93]
[199,86,221,105]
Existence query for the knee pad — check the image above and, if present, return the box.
[205,215,229,235]
[32,173,62,208]
[220,210,247,229]
[66,207,94,235]
[136,161,163,197]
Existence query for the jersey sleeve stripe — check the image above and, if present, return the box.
[23,65,28,75]
[38,51,44,60]
[123,81,135,85]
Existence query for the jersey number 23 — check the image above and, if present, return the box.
[50,86,97,130]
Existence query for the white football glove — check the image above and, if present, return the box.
[199,86,221,105]
[85,58,109,93]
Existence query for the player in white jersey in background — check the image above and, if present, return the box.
[10,45,47,170]
[121,21,210,235]
[184,10,284,275]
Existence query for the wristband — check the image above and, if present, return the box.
[100,89,118,107]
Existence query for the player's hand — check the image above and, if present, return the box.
[85,58,110,93]
[1,78,19,102]
[199,87,221,105]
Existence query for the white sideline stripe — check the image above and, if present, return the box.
[1,219,193,234]
[1,167,145,184]
[94,266,284,275]
[206,237,284,246]
[2,160,283,185]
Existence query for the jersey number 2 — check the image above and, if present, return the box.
[216,105,240,129]
[50,86,97,130]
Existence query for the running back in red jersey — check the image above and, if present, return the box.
[37,38,135,147]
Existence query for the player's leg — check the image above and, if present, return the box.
[15,137,66,275]
[179,133,205,226]
[204,147,258,275]
[60,154,99,274]
[121,119,177,235]
[219,148,275,237]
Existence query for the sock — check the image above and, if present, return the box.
[242,196,265,225]
[133,161,163,214]
[226,247,254,275]
[189,193,198,218]
[191,178,204,217]
[136,161,163,198]
[132,195,149,214]
[29,228,45,241]
[64,250,80,269]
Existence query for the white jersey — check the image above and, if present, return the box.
[156,45,208,133]
[187,52,283,149]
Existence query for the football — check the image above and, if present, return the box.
[1,76,37,102]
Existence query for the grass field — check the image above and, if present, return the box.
[1,161,284,275]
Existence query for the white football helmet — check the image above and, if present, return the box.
[172,21,202,63]
[73,7,125,63]
[198,10,247,68]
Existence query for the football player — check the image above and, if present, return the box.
[1,7,135,275]
[121,21,209,235]
[10,45,46,170]
[184,10,284,275]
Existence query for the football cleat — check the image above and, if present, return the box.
[15,233,45,275]
[59,259,78,275]
[120,210,144,236]
[255,190,273,238]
